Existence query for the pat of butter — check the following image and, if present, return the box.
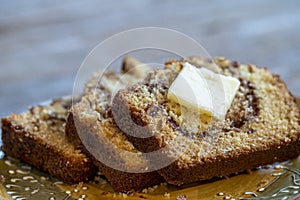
[167,62,240,120]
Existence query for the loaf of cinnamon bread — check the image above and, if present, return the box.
[112,56,300,186]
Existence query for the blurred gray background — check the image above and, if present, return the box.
[0,0,300,117]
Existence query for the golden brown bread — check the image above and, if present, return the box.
[1,98,97,184]
[65,62,164,192]
[112,56,300,186]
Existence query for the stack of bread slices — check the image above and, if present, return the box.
[1,56,300,193]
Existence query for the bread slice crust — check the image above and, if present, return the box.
[1,99,97,184]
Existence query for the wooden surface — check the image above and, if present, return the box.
[0,0,300,117]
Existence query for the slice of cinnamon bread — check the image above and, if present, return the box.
[65,59,164,192]
[1,98,97,184]
[112,56,300,186]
